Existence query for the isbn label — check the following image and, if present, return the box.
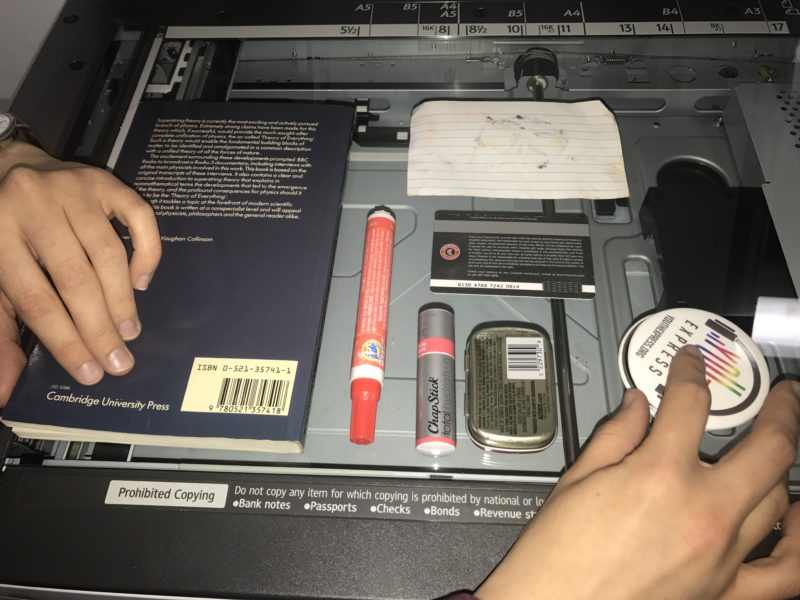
[505,337,546,380]
[180,357,297,416]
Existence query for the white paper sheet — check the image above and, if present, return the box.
[407,100,630,201]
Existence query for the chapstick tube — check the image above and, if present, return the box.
[350,206,396,444]
[416,303,456,456]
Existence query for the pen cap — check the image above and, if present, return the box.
[368,205,396,220]
[350,378,381,444]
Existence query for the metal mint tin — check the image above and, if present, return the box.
[464,322,557,452]
[620,308,770,430]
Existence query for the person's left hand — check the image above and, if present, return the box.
[0,292,25,405]
[0,141,162,405]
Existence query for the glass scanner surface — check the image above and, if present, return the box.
[15,28,800,484]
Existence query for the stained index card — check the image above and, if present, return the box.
[407,100,629,201]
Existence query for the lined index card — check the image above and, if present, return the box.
[407,100,629,201]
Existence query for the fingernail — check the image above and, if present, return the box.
[77,360,103,384]
[118,318,140,341]
[622,389,635,407]
[135,273,152,291]
[107,347,134,373]
[684,344,703,358]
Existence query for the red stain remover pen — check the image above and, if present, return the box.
[350,206,396,444]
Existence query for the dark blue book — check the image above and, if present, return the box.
[2,100,354,452]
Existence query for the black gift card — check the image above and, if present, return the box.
[430,210,595,299]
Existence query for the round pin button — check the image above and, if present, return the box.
[621,308,769,430]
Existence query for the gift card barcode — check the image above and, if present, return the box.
[505,337,546,380]
[216,377,290,414]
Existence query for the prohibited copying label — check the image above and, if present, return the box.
[104,479,551,525]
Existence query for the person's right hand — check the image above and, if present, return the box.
[0,141,161,404]
[476,345,800,600]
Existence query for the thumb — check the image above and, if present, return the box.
[562,389,651,484]
[0,293,25,406]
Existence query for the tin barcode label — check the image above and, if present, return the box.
[505,337,546,380]
[180,357,297,415]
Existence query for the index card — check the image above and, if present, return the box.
[407,100,629,201]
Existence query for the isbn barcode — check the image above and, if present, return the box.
[506,337,546,380]
[217,377,289,412]
[181,358,296,416]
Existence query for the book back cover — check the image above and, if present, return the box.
[2,100,354,452]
